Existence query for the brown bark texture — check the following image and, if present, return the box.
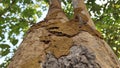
[8,0,120,68]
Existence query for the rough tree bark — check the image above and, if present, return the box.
[8,0,120,68]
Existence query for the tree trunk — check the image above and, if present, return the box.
[8,0,120,68]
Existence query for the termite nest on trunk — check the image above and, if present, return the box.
[37,19,102,59]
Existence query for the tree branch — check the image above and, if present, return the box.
[48,0,61,9]
[45,0,68,22]
[72,0,96,29]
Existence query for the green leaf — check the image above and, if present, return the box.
[22,8,36,17]
[0,34,4,41]
[44,0,49,3]
[1,49,10,56]
[9,24,20,35]
[9,38,18,45]
[10,5,21,13]
[36,11,42,18]
[0,44,10,49]
[62,0,67,5]
[23,0,33,4]
[67,0,72,3]
[0,44,10,56]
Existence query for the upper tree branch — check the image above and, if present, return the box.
[48,0,61,9]
[45,0,68,21]
[72,0,96,29]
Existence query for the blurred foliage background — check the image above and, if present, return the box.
[0,0,120,67]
